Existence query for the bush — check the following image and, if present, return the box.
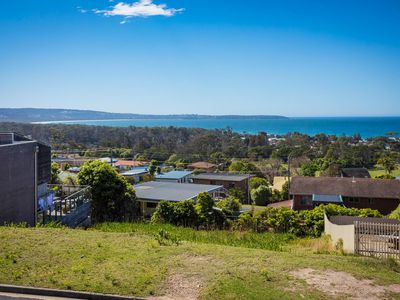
[151,200,198,227]
[251,185,272,206]
[256,207,301,235]
[216,196,242,215]
[389,204,400,220]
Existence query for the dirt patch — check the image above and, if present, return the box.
[290,268,400,300]
[149,255,211,300]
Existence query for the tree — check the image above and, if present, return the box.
[377,153,397,174]
[149,160,158,176]
[228,160,259,174]
[229,188,245,202]
[50,162,60,184]
[300,162,318,177]
[249,177,269,190]
[77,160,137,222]
[251,185,272,206]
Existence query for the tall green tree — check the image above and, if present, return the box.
[377,153,397,174]
[78,161,137,222]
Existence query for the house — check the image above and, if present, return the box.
[115,160,148,170]
[134,181,224,217]
[340,168,371,178]
[155,170,193,183]
[120,167,149,184]
[190,173,252,203]
[290,176,400,214]
[0,132,51,226]
[187,161,217,172]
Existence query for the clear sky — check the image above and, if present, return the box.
[0,0,399,116]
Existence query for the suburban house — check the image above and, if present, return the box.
[134,181,225,217]
[187,161,217,172]
[290,176,400,214]
[0,132,51,226]
[155,170,193,183]
[115,160,148,171]
[340,167,371,178]
[190,173,252,203]
[120,167,149,184]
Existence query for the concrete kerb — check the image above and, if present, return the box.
[0,284,146,300]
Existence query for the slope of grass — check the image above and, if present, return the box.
[93,222,294,252]
[0,226,399,299]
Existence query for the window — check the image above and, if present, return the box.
[300,196,312,205]
[368,198,374,204]
[210,180,216,185]
[146,202,157,208]
[228,182,235,188]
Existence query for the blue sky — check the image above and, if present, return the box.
[0,0,399,116]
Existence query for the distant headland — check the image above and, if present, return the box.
[0,108,288,123]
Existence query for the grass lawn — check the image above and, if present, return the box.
[1,225,400,299]
[369,166,400,178]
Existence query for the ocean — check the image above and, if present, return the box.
[42,117,400,138]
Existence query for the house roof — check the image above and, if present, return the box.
[115,160,148,167]
[155,170,193,180]
[341,168,371,178]
[134,181,223,202]
[187,162,217,169]
[120,167,149,176]
[290,176,400,199]
[191,173,251,182]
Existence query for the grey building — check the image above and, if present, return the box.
[0,132,51,226]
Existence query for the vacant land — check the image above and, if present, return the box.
[0,225,400,300]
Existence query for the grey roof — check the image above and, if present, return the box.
[191,173,251,182]
[121,167,149,176]
[155,170,193,180]
[312,194,343,203]
[134,181,223,202]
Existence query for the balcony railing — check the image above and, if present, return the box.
[37,185,91,226]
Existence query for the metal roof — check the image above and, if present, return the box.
[191,173,251,182]
[120,167,149,176]
[155,170,193,180]
[312,194,343,203]
[134,181,223,202]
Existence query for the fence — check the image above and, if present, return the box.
[354,221,400,260]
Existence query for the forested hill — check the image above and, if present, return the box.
[0,108,287,123]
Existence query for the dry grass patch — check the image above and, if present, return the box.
[290,268,400,300]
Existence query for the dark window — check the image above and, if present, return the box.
[368,198,374,204]
[146,202,157,208]
[210,180,216,185]
[228,182,235,188]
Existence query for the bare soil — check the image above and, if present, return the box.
[290,268,400,300]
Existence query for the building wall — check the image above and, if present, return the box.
[191,178,249,202]
[324,214,355,253]
[0,142,36,226]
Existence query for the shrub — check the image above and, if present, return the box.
[151,200,198,227]
[236,212,256,231]
[256,207,301,235]
[389,204,400,220]
[251,185,272,206]
[216,196,242,215]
